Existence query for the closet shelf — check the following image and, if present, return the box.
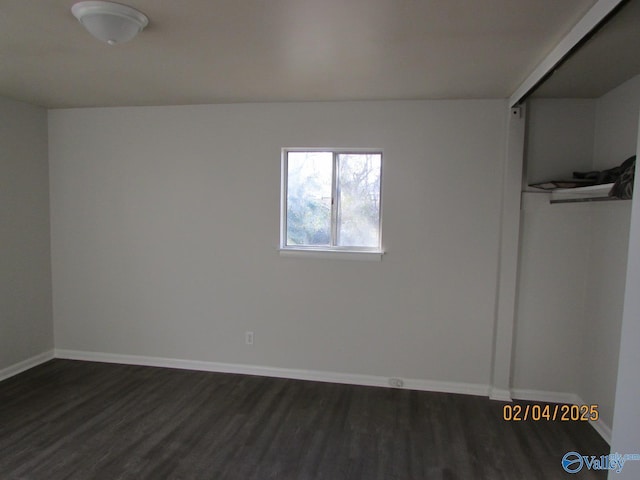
[525,183,631,204]
[549,196,628,204]
[521,188,630,209]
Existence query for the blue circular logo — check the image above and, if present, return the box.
[562,452,584,473]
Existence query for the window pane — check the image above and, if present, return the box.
[336,153,381,247]
[286,152,333,246]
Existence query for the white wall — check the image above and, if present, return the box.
[513,99,597,399]
[580,73,640,435]
[579,200,631,431]
[594,75,640,169]
[512,194,592,397]
[525,99,595,185]
[513,76,640,435]
[48,100,507,386]
[608,108,640,480]
[0,96,53,370]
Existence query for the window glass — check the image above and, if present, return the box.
[282,149,382,252]
[286,151,333,246]
[336,153,381,248]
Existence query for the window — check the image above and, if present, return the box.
[281,149,383,256]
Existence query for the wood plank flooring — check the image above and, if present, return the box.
[0,360,608,479]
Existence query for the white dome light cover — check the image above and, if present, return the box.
[71,1,149,45]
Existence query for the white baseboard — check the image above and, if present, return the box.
[511,388,582,405]
[54,349,490,397]
[0,350,55,382]
[512,388,612,445]
[489,387,512,402]
[588,416,612,445]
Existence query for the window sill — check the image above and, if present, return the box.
[278,248,384,261]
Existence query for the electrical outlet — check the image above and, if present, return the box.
[245,331,254,345]
[388,377,404,388]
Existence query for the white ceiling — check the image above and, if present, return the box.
[0,0,599,108]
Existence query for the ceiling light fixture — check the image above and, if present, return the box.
[71,1,149,46]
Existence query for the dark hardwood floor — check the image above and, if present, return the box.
[0,360,608,479]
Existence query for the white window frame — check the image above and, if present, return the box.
[280,148,384,260]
